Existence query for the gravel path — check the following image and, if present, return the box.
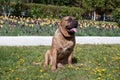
[0,36,120,46]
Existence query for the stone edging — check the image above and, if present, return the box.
[0,36,120,46]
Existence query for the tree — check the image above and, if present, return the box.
[0,0,11,17]
[13,0,27,16]
[111,8,120,26]
[88,0,106,20]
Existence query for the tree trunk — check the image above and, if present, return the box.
[93,10,96,20]
[2,5,7,18]
[8,0,11,17]
[2,0,11,17]
[91,10,96,20]
[103,13,105,21]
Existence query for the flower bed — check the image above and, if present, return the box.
[0,16,120,36]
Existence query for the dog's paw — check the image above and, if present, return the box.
[51,66,56,72]
[68,64,73,68]
[43,63,48,71]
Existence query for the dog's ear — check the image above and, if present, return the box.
[59,16,63,20]
[59,16,72,37]
[59,15,64,20]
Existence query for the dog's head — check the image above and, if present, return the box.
[59,16,78,37]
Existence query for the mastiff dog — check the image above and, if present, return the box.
[44,16,78,71]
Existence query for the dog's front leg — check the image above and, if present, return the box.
[44,50,50,70]
[51,49,57,72]
[68,52,73,67]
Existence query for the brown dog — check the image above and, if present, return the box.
[44,16,78,71]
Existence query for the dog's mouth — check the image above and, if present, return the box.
[66,26,77,35]
[65,20,78,35]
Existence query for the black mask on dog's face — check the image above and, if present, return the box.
[65,19,78,35]
[59,16,78,37]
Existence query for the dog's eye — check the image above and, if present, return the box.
[66,26,71,29]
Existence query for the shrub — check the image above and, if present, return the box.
[10,3,84,19]
[10,2,29,16]
[111,8,120,27]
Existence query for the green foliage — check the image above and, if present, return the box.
[92,0,105,8]
[0,0,11,17]
[111,8,120,26]
[1,0,120,21]
[27,4,61,18]
[10,2,28,16]
[55,0,73,6]
[26,3,84,19]
[105,0,120,10]
[9,3,84,19]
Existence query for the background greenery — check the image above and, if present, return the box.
[0,0,120,21]
[111,8,120,26]
[0,0,120,36]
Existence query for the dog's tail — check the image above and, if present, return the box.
[32,62,43,66]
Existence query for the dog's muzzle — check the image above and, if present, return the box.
[66,25,77,34]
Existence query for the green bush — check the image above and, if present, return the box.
[10,3,84,19]
[10,2,29,16]
[111,8,120,27]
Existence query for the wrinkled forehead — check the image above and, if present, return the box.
[61,16,77,25]
[62,16,76,22]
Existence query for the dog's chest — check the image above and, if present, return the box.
[58,41,74,54]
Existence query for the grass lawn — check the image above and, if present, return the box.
[0,45,120,80]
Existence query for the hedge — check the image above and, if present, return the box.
[9,3,84,19]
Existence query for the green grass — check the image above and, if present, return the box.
[0,45,120,80]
